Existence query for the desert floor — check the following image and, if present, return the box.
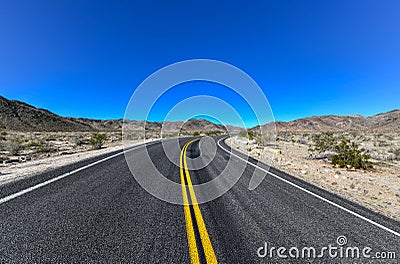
[226,133,400,221]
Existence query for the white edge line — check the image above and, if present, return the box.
[217,137,400,238]
[0,140,160,205]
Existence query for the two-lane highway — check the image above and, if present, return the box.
[1,136,399,263]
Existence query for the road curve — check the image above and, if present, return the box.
[0,136,399,263]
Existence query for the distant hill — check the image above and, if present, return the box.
[0,96,94,132]
[1,95,398,133]
[180,118,226,132]
[0,96,229,133]
[252,110,400,133]
[67,117,125,131]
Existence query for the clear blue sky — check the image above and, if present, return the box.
[0,0,399,127]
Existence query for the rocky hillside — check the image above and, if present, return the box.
[0,96,94,132]
[254,110,400,133]
[69,118,125,131]
[0,96,229,133]
[181,119,226,132]
[137,119,228,134]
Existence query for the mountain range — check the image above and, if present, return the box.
[0,96,228,133]
[255,110,400,133]
[0,95,399,133]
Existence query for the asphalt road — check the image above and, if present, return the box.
[0,136,399,263]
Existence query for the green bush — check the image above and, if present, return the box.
[5,138,24,155]
[331,139,370,169]
[88,133,107,149]
[310,132,370,169]
[25,140,54,153]
[26,140,40,148]
[205,130,222,136]
[308,132,337,153]
[37,141,54,153]
[239,130,254,140]
[192,131,200,136]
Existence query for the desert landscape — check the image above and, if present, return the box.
[1,95,399,222]
[2,2,399,261]
[226,110,400,221]
[0,96,229,183]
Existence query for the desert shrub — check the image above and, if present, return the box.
[374,140,388,147]
[4,138,24,155]
[239,130,254,140]
[124,132,142,140]
[385,134,394,141]
[164,132,179,138]
[389,148,400,160]
[88,133,107,149]
[26,140,40,148]
[239,130,247,137]
[256,133,275,146]
[391,148,400,156]
[310,132,370,169]
[205,130,222,136]
[349,131,359,138]
[37,141,55,153]
[308,132,337,153]
[357,135,366,141]
[249,133,254,140]
[25,140,55,153]
[331,139,370,169]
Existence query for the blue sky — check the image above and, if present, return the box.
[0,0,399,127]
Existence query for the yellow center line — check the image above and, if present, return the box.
[180,141,200,264]
[181,138,218,264]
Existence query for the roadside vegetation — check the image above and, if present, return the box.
[204,130,223,136]
[239,130,254,140]
[0,131,122,164]
[88,132,107,149]
[177,130,224,137]
[227,130,400,221]
[3,137,25,156]
[309,132,371,169]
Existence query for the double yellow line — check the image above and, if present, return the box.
[180,138,218,264]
